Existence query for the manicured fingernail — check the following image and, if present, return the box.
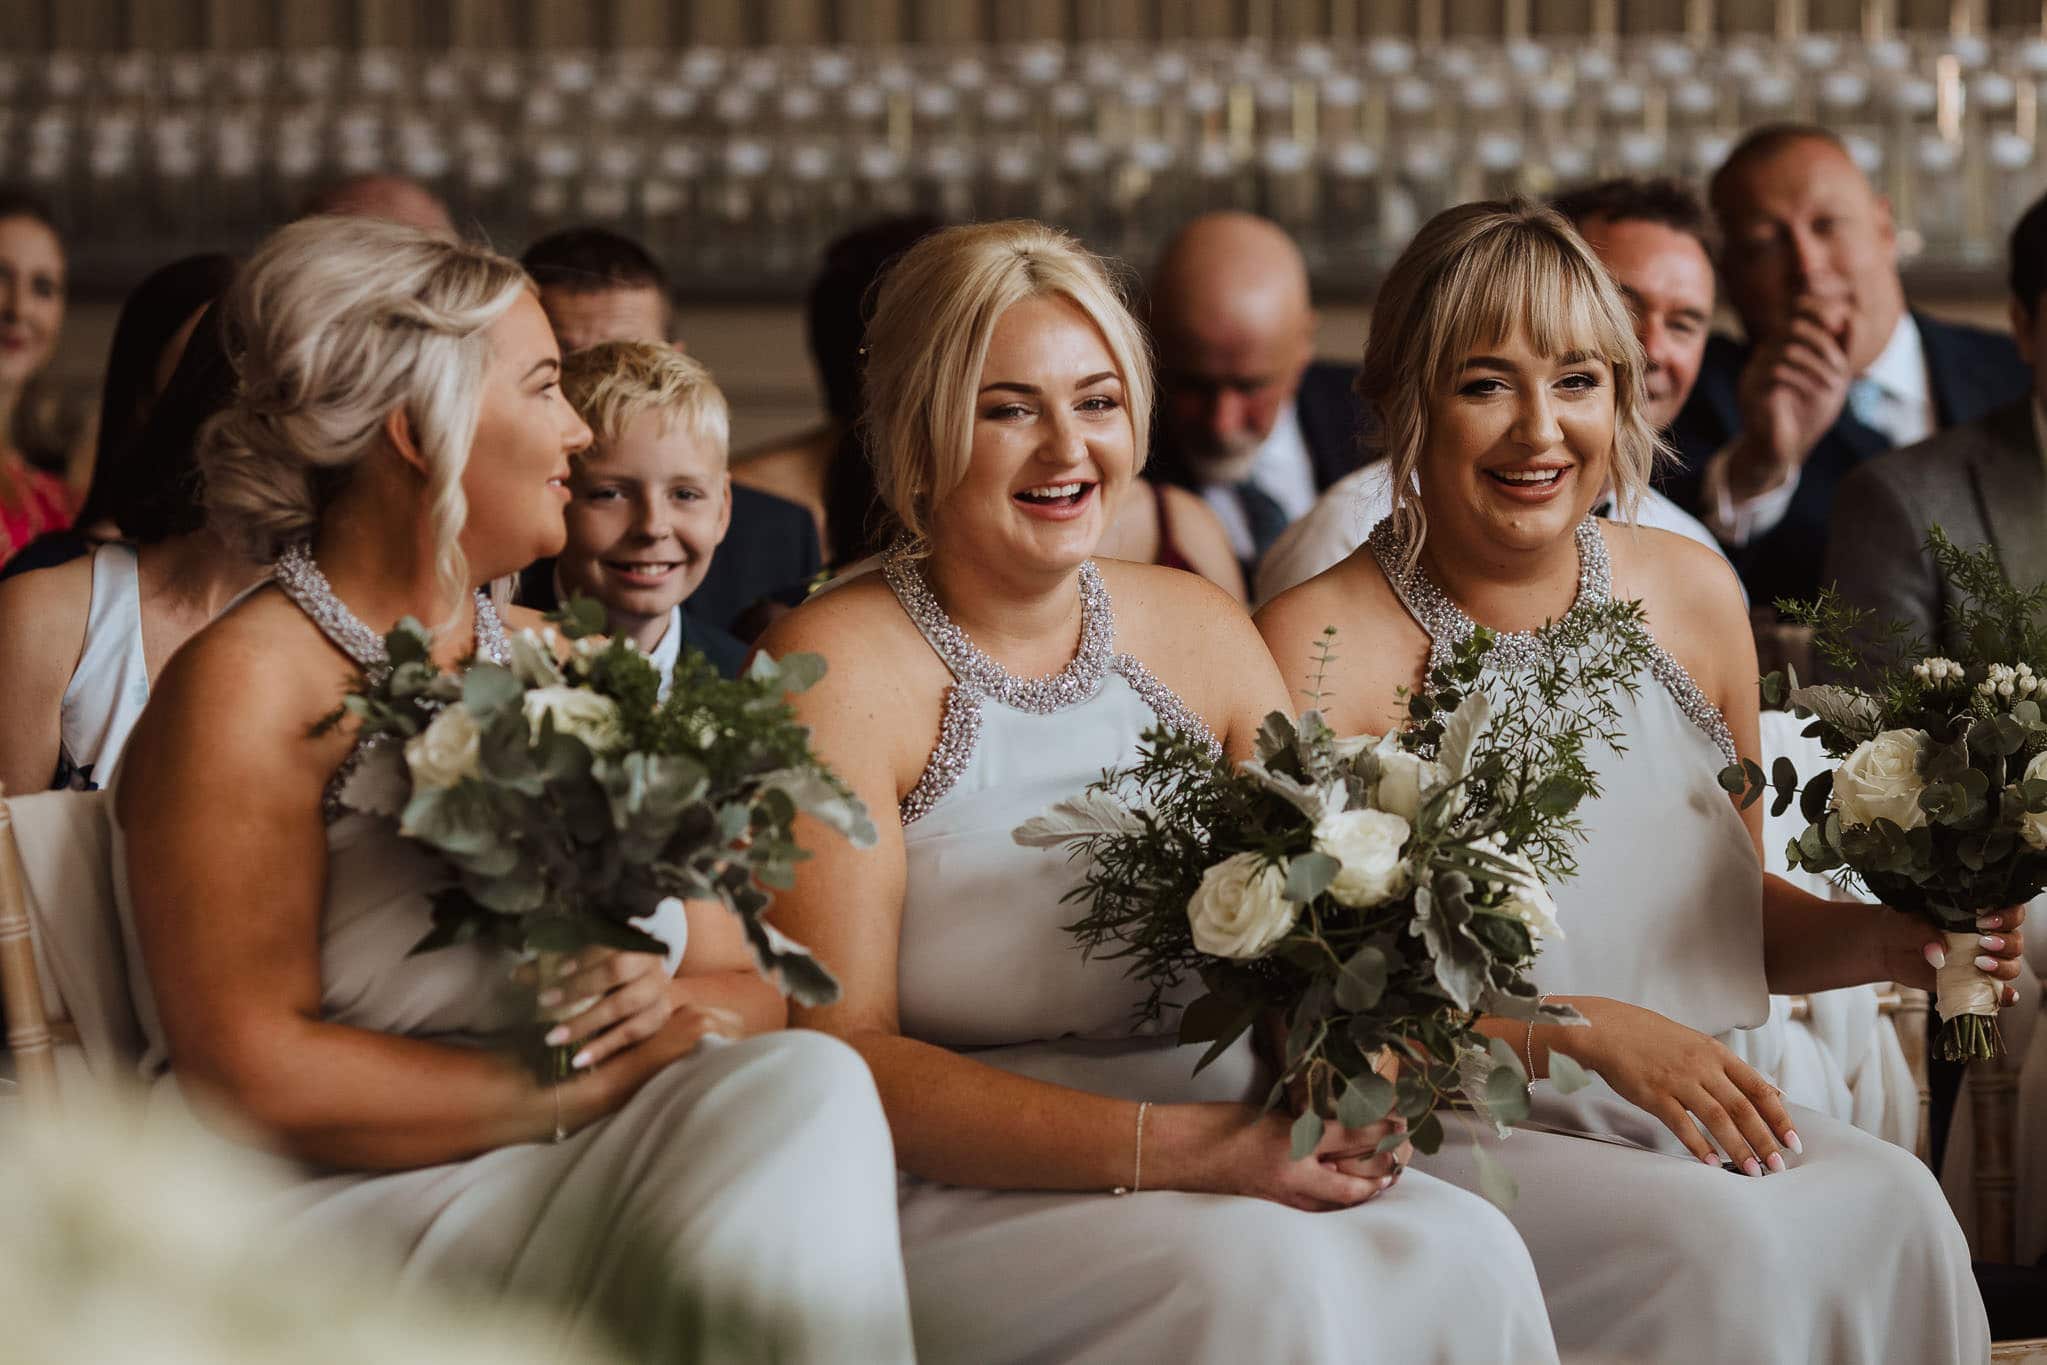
[1980,935,2006,951]
[544,1026,569,1047]
[1700,1154,1719,1167]
[1379,1176,1394,1190]
[1975,955,2000,972]
[1924,943,1947,969]
[557,957,577,973]
[1766,1152,1786,1174]
[1785,1130,1803,1155]
[571,1050,594,1070]
[1977,915,2000,930]
[537,989,562,1008]
[1742,1157,1763,1178]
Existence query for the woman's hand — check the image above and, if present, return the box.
[534,948,688,1071]
[1152,1102,1409,1212]
[1557,997,1798,1176]
[1880,903,2028,1007]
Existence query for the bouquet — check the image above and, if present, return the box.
[325,598,875,1078]
[1016,617,1654,1205]
[1726,528,2047,1061]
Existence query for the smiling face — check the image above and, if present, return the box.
[1417,327,1616,560]
[1575,216,1714,431]
[556,409,731,648]
[0,214,64,391]
[929,293,1136,579]
[457,290,594,582]
[1715,135,1906,371]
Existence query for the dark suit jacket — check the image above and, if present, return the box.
[1664,312,2028,607]
[1150,359,1364,495]
[1827,397,2046,671]
[515,559,749,679]
[685,484,821,638]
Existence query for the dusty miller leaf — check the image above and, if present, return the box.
[1012,790,1147,848]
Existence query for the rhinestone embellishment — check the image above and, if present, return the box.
[1367,516,1735,765]
[883,547,1220,826]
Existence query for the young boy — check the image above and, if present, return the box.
[550,340,748,682]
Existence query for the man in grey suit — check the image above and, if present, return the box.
[1826,191,2047,664]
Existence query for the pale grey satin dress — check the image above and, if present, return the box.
[110,577,916,1364]
[1368,517,1987,1365]
[882,552,1558,1365]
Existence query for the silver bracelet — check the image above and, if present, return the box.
[1111,1101,1149,1195]
[1524,993,1551,1093]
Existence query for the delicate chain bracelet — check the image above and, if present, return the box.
[1523,993,1552,1093]
[1110,1101,1150,1195]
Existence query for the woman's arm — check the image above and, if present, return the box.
[117,615,697,1170]
[0,559,91,794]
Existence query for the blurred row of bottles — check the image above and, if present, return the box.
[8,32,2047,292]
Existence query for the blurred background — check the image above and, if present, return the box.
[7,0,2047,443]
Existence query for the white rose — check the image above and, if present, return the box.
[1367,731,1451,823]
[1832,728,1931,830]
[1314,808,1413,909]
[403,705,482,790]
[1489,844,1565,942]
[1186,852,1297,960]
[522,686,623,752]
[2020,751,2047,850]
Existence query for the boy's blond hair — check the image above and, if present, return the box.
[559,340,729,458]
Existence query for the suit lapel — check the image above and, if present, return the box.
[1969,401,2047,591]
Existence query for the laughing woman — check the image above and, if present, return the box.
[1257,199,2008,1364]
[753,220,1557,1364]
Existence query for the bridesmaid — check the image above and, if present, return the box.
[1258,198,2014,1364]
[756,220,1557,1364]
[114,216,914,1362]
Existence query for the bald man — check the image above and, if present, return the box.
[1146,212,1362,569]
[299,174,456,237]
[1666,124,2027,605]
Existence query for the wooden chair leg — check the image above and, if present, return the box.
[0,795,58,1108]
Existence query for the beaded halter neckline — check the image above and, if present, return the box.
[1366,515,1737,765]
[272,542,511,671]
[879,543,1218,826]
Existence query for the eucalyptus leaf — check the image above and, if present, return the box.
[1336,1072,1395,1128]
[1472,1141,1520,1210]
[462,663,524,715]
[1289,1109,1324,1161]
[1333,945,1388,1012]
[1283,851,1340,904]
[1545,1049,1592,1094]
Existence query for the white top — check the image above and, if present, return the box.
[1252,461,1733,605]
[1700,312,1934,546]
[56,543,151,791]
[1196,401,1319,561]
[646,604,683,700]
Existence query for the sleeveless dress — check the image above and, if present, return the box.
[110,559,916,1364]
[1365,517,1987,1365]
[53,542,152,791]
[880,550,1559,1365]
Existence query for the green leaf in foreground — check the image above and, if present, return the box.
[1289,1109,1325,1161]
[1472,1141,1520,1210]
[1546,1050,1593,1094]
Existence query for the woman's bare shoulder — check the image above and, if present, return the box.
[0,553,94,679]
[1257,551,1424,734]
[1602,524,1747,645]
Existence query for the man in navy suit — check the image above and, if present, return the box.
[1665,124,2028,607]
[1144,212,1362,574]
[522,227,820,638]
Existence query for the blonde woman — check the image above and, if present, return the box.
[113,217,914,1363]
[1258,199,2007,1363]
[755,220,1556,1364]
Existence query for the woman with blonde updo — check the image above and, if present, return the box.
[114,216,914,1362]
[1258,198,2000,1362]
[756,219,1556,1363]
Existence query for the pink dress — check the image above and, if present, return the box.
[0,458,73,568]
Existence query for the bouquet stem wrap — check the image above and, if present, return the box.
[1934,929,2005,1061]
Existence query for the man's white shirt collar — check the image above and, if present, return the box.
[1857,312,1935,447]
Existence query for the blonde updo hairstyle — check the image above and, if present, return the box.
[1359,198,1661,565]
[860,219,1152,556]
[200,215,532,607]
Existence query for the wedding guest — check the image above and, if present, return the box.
[113,217,915,1362]
[522,225,674,354]
[1829,188,2047,666]
[520,226,820,639]
[756,220,1557,1364]
[2,252,237,581]
[1665,124,2027,604]
[1255,177,1726,605]
[0,304,265,796]
[1258,198,2011,1364]
[520,340,745,680]
[735,214,942,567]
[298,173,455,237]
[0,189,75,570]
[1146,211,1363,575]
